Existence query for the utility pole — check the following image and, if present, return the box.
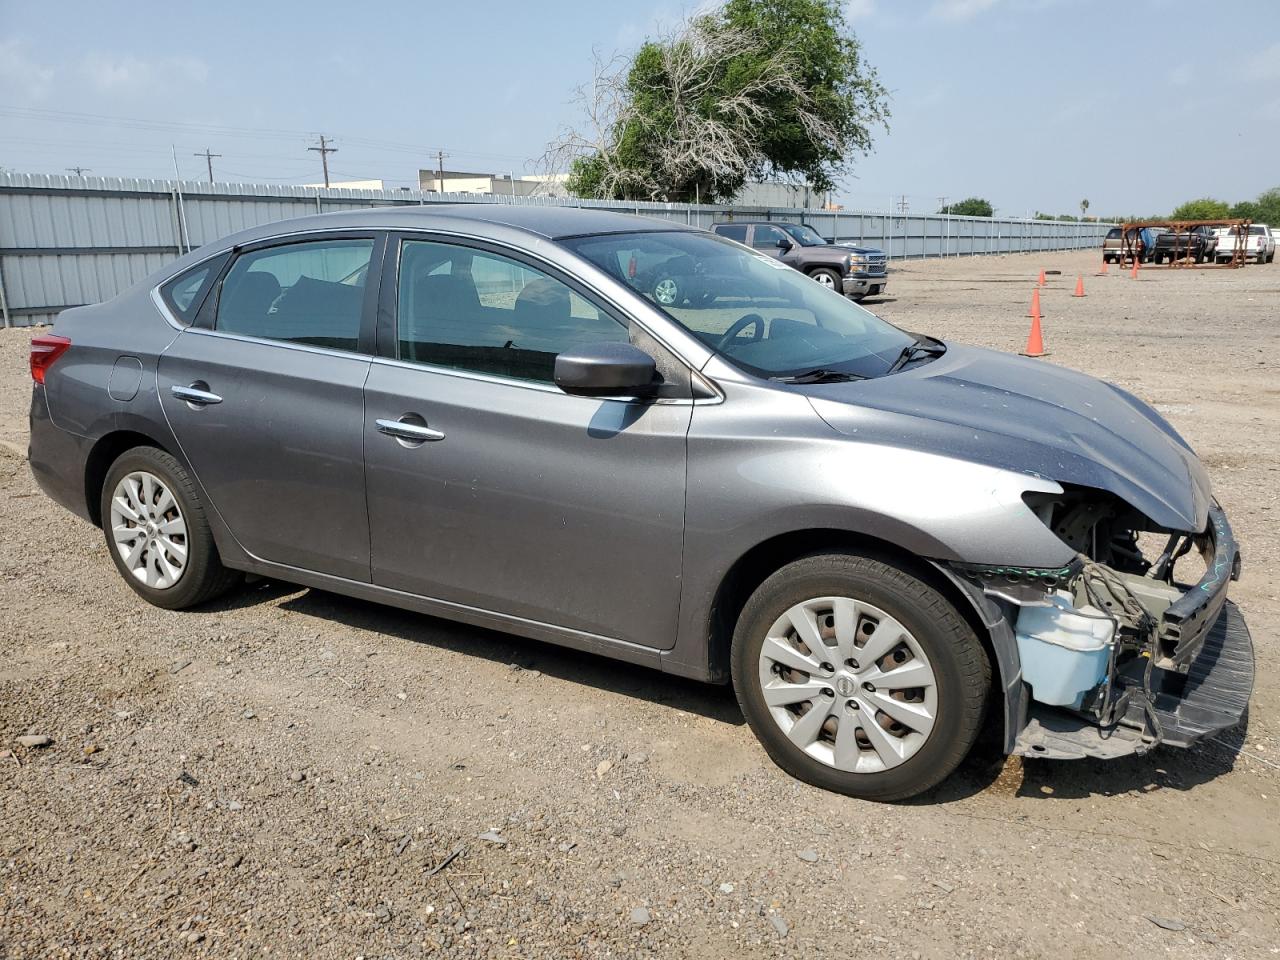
[937,196,950,257]
[66,166,91,176]
[308,135,337,188]
[436,150,447,195]
[897,195,909,216]
[193,147,221,184]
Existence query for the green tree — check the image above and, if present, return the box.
[1080,198,1089,219]
[1249,187,1280,224]
[1170,197,1230,220]
[938,197,993,217]
[552,0,890,202]
[1229,200,1261,221]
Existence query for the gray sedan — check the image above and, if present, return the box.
[28,206,1252,800]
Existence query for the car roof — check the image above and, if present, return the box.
[230,204,697,245]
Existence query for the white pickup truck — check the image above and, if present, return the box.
[1216,223,1276,264]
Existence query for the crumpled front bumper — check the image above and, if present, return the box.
[1014,599,1254,759]
[1012,502,1254,760]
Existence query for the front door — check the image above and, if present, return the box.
[363,237,691,649]
[158,234,380,581]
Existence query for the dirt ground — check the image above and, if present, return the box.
[1,248,1277,959]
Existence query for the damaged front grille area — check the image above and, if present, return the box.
[955,487,1250,759]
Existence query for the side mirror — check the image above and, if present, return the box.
[776,237,793,251]
[554,342,657,398]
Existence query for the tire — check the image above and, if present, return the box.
[100,446,240,610]
[652,276,681,306]
[731,552,990,802]
[809,267,842,291]
[1259,252,1267,265]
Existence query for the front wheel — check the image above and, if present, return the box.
[652,276,681,306]
[731,553,990,802]
[101,446,240,609]
[809,267,842,291]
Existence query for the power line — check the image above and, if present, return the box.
[193,147,221,183]
[308,135,337,188]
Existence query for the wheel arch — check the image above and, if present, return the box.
[704,527,1015,746]
[84,430,174,527]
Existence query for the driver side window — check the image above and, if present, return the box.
[396,240,630,383]
[752,226,789,250]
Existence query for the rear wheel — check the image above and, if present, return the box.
[731,552,990,801]
[100,447,240,609]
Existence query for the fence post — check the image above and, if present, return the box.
[0,256,11,329]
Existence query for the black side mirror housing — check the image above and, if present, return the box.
[776,237,793,250]
[554,342,658,398]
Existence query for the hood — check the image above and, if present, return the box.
[802,343,1211,532]
[833,243,884,255]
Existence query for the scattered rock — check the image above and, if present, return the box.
[15,735,53,749]
[718,882,734,894]
[240,710,255,720]
[769,914,789,938]
[797,849,819,863]
[595,760,613,779]
[1148,916,1186,932]
[177,771,199,787]
[627,752,649,765]
[288,771,306,783]
[558,841,577,853]
[629,907,651,925]
[478,830,507,846]
[610,824,626,837]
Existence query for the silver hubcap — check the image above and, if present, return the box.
[654,278,679,305]
[814,272,835,287]
[757,597,938,774]
[109,471,188,589]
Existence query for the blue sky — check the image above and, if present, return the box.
[2,0,1277,216]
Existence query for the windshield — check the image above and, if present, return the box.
[779,223,827,246]
[560,230,916,379]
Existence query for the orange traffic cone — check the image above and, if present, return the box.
[1027,287,1041,318]
[1096,258,1109,276]
[1021,314,1048,357]
[1037,269,1046,286]
[1130,256,1139,279]
[1072,275,1085,297]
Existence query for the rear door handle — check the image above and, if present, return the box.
[376,417,446,443]
[171,384,223,406]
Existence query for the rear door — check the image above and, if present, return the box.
[362,234,692,649]
[158,232,383,581]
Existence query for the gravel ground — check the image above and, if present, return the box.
[1,249,1277,959]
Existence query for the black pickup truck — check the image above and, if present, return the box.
[710,221,889,301]
[1152,225,1217,264]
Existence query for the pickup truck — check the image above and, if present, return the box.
[1216,224,1276,264]
[710,221,888,301]
[1151,225,1218,264]
[1102,226,1159,263]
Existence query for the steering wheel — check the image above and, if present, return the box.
[717,313,766,350]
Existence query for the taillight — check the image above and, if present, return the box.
[30,334,72,384]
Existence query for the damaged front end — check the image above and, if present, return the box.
[950,486,1254,760]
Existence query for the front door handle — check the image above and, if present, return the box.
[376,417,446,444]
[171,384,223,406]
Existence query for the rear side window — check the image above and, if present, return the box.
[215,238,374,352]
[159,254,227,324]
[1105,228,1121,240]
[715,224,748,243]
